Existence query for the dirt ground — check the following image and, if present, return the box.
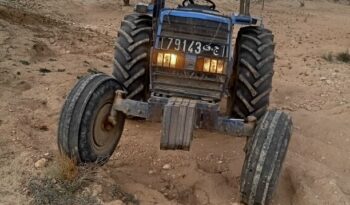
[0,0,349,204]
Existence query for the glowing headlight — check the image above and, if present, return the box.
[152,49,184,69]
[197,57,225,74]
[156,52,163,66]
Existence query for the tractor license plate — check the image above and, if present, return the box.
[160,37,226,57]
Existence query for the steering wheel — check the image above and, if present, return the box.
[182,0,216,10]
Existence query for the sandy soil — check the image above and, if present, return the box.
[0,0,349,204]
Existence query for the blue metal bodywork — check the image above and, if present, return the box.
[155,9,232,58]
[143,2,259,100]
[151,7,258,73]
[145,4,258,25]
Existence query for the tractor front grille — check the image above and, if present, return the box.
[151,68,226,101]
[151,12,230,101]
[160,15,230,46]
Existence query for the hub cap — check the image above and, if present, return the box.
[93,103,117,150]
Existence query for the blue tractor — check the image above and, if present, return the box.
[58,0,293,204]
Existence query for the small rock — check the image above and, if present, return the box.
[162,164,171,170]
[217,160,223,164]
[194,189,209,204]
[104,200,125,205]
[39,68,51,73]
[34,158,48,168]
[82,187,91,195]
[91,184,103,196]
[19,60,30,65]
[325,80,332,85]
[320,77,327,81]
[148,170,155,175]
[36,125,48,131]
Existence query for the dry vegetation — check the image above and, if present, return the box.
[26,155,139,205]
[27,155,99,205]
[322,50,350,63]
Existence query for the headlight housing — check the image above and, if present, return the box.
[152,49,185,69]
[196,57,225,74]
[152,49,225,74]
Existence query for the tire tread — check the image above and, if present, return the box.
[230,26,275,120]
[113,13,151,101]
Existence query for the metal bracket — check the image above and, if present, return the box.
[111,90,150,119]
[216,117,255,137]
[111,94,256,150]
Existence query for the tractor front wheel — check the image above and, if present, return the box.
[58,73,125,165]
[240,110,292,205]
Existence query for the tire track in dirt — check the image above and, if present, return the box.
[0,3,115,62]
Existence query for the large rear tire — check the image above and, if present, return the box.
[58,73,125,165]
[112,13,152,101]
[230,26,275,120]
[240,110,292,205]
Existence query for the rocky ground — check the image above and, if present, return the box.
[0,0,349,204]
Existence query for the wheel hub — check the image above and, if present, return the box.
[93,103,117,148]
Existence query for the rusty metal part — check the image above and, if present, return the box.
[111,95,257,150]
[108,90,126,125]
[217,118,255,137]
[246,115,257,123]
[112,99,150,119]
[93,103,118,152]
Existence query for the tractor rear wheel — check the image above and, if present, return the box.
[240,110,292,205]
[230,26,275,120]
[58,73,125,165]
[112,13,152,101]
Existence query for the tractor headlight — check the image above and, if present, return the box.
[197,57,225,74]
[152,49,184,69]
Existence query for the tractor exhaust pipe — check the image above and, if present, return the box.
[239,0,250,16]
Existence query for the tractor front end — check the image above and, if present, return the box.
[57,1,294,204]
[150,9,232,101]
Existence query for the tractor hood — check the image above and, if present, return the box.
[155,8,232,59]
[159,8,232,25]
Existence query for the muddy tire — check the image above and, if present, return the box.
[230,26,275,120]
[58,73,125,165]
[112,13,152,101]
[240,110,292,205]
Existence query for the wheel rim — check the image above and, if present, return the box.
[93,103,118,150]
